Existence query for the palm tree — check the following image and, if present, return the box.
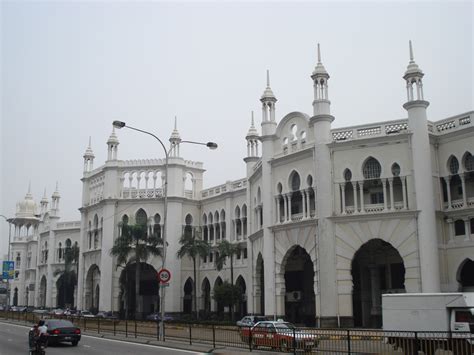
[215,239,240,320]
[110,220,162,319]
[176,227,210,320]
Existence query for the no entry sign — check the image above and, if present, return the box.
[157,268,171,284]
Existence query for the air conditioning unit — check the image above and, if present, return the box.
[286,291,302,302]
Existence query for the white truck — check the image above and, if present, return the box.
[382,293,474,355]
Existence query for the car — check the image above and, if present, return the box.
[236,315,268,328]
[96,311,118,319]
[50,308,65,316]
[240,320,319,352]
[78,310,95,318]
[146,312,175,321]
[43,319,81,346]
[32,308,49,315]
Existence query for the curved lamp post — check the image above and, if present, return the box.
[112,120,217,340]
[0,214,13,305]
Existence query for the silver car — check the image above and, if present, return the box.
[236,315,267,327]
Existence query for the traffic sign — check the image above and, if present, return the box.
[157,268,171,284]
[2,261,14,280]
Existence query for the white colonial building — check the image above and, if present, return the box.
[9,43,474,327]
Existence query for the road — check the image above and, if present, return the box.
[0,322,205,355]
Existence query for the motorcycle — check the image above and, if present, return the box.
[28,327,48,355]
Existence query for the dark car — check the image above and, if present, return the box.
[44,319,81,346]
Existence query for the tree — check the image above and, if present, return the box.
[110,220,162,319]
[215,240,240,320]
[176,227,210,320]
[212,281,240,318]
[54,242,79,308]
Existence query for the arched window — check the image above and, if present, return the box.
[290,172,301,191]
[343,169,352,182]
[363,157,382,179]
[58,243,63,260]
[454,219,465,236]
[153,213,161,237]
[65,239,72,248]
[184,214,193,238]
[464,152,474,171]
[306,175,313,187]
[136,209,147,226]
[448,156,460,175]
[391,163,401,177]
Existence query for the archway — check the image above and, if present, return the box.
[25,286,29,306]
[458,259,474,291]
[201,278,211,314]
[283,246,315,326]
[256,253,264,315]
[235,276,247,318]
[13,288,18,306]
[351,239,405,328]
[119,262,159,319]
[56,273,76,308]
[39,276,47,308]
[85,264,100,312]
[214,277,224,314]
[183,277,193,314]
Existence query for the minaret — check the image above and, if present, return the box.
[309,44,338,326]
[50,182,60,217]
[40,188,49,215]
[403,41,440,292]
[259,70,277,318]
[169,116,182,158]
[106,128,119,161]
[83,137,95,172]
[243,111,260,176]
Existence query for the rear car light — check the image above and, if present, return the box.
[52,329,61,335]
[74,328,81,334]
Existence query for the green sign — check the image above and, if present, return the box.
[2,261,14,280]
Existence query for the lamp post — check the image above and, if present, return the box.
[0,214,13,306]
[112,120,217,340]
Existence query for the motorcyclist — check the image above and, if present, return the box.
[29,320,48,353]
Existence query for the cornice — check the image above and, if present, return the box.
[269,218,317,232]
[248,229,263,242]
[271,146,314,167]
[329,209,419,222]
[403,100,430,110]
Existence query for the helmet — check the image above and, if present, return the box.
[38,320,45,326]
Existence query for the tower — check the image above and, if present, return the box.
[259,70,277,317]
[106,128,119,161]
[50,182,60,217]
[83,137,95,172]
[40,188,48,215]
[403,41,440,292]
[169,116,182,158]
[309,44,338,326]
[244,111,260,176]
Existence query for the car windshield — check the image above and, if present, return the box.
[47,320,74,328]
[275,322,296,330]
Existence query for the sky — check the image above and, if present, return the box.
[0,1,472,258]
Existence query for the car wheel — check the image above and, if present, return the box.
[71,340,79,346]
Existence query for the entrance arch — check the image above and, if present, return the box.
[235,275,247,318]
[183,277,193,314]
[457,259,474,291]
[351,239,405,328]
[214,277,224,314]
[39,276,47,308]
[85,264,100,312]
[255,253,264,315]
[201,278,211,313]
[282,246,315,326]
[119,262,158,319]
[56,273,76,308]
[13,288,18,306]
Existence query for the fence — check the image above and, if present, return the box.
[1,310,472,354]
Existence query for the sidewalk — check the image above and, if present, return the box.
[0,318,269,354]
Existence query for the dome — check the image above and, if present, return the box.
[246,112,259,138]
[15,189,38,219]
[107,128,119,145]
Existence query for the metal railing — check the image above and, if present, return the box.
[1,311,473,354]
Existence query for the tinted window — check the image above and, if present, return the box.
[46,320,74,328]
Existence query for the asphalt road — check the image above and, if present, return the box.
[0,322,205,355]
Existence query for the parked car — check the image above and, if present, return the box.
[32,308,49,315]
[236,315,268,327]
[96,311,118,319]
[146,312,175,321]
[64,309,77,316]
[42,319,81,346]
[240,320,319,351]
[78,310,95,318]
[50,308,65,316]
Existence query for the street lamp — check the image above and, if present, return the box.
[112,120,217,340]
[0,214,13,305]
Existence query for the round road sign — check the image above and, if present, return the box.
[157,268,171,283]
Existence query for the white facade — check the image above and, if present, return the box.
[10,44,474,327]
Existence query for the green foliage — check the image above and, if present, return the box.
[215,240,240,272]
[212,281,240,307]
[176,228,210,261]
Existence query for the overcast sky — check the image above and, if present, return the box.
[0,1,472,258]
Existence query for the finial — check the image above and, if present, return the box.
[88,136,92,148]
[266,70,270,87]
[409,40,414,63]
[28,181,31,194]
[43,188,47,198]
[317,43,321,64]
[251,111,255,126]
[55,181,59,192]
[174,116,177,130]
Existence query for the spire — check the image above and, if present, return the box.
[41,188,48,203]
[83,136,95,159]
[261,70,276,100]
[246,111,259,138]
[312,43,329,78]
[404,40,423,76]
[403,40,425,102]
[107,127,119,145]
[170,115,181,141]
[409,40,414,62]
[52,181,60,198]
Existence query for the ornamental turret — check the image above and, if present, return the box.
[40,188,49,214]
[169,116,182,158]
[50,182,60,217]
[106,128,119,161]
[83,136,95,172]
[244,111,260,176]
[311,43,331,116]
[260,70,277,136]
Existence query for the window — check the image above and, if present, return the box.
[363,158,382,179]
[370,192,384,204]
[391,163,401,177]
[455,220,465,236]
[243,248,248,259]
[449,156,459,175]
[464,152,474,171]
[237,249,241,260]
[344,169,352,182]
[203,255,207,263]
[209,253,213,263]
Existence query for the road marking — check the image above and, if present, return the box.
[83,344,91,348]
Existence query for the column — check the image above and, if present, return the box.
[444,176,452,209]
[460,174,467,207]
[283,195,288,222]
[287,193,292,221]
[306,189,311,217]
[382,179,388,211]
[340,183,346,214]
[446,218,454,243]
[352,182,358,213]
[463,218,470,241]
[359,181,365,213]
[275,197,281,223]
[388,178,394,210]
[302,190,307,218]
[401,177,408,210]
